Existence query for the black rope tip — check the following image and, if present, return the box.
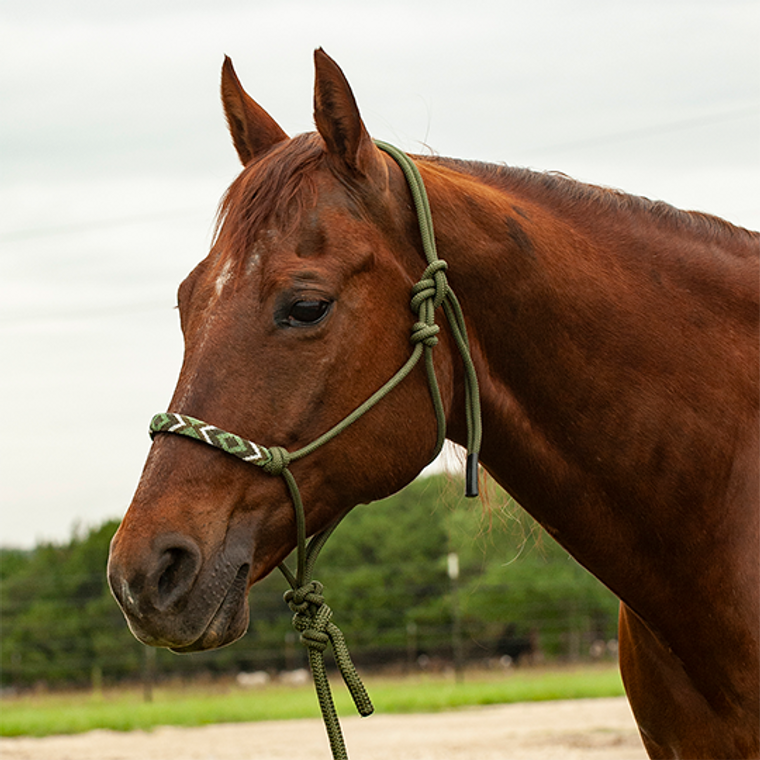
[465,452,479,498]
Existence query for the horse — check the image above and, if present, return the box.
[108,49,759,759]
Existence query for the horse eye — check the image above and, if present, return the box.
[287,300,331,326]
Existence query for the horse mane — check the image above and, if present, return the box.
[424,156,759,244]
[214,134,758,265]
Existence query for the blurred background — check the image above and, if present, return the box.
[2,475,622,691]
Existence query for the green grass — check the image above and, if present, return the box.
[0,664,625,738]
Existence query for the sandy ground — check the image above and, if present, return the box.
[1,697,647,760]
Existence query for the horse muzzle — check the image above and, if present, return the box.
[107,530,252,652]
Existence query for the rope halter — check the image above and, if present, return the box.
[148,141,482,759]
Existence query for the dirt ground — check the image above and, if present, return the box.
[2,697,647,760]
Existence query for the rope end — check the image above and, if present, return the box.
[465,452,479,498]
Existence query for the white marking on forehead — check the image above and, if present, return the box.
[214,259,233,296]
[175,229,278,409]
[246,229,277,277]
[212,228,277,299]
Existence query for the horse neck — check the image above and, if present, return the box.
[417,158,758,629]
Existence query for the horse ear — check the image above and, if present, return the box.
[313,48,384,177]
[221,56,288,165]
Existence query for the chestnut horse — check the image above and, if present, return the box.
[108,50,759,759]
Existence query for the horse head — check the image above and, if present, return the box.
[107,50,459,652]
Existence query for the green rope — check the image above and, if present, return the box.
[277,470,372,760]
[375,140,482,487]
[148,141,483,759]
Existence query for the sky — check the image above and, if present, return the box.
[1,0,758,549]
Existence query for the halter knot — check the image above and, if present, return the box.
[285,582,334,653]
[284,578,373,723]
[284,580,325,611]
[410,259,449,313]
[299,626,331,653]
[410,321,440,347]
[262,445,291,476]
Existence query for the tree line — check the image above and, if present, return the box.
[1,474,620,689]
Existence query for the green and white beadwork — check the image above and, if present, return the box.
[150,413,272,467]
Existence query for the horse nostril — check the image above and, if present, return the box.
[153,537,202,612]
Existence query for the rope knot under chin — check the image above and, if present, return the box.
[284,580,325,611]
[285,581,333,651]
[283,578,374,725]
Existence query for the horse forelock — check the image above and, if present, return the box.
[214,133,327,267]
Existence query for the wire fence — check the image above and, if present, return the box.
[1,569,619,692]
[1,484,622,692]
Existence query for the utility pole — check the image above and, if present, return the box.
[447,551,464,683]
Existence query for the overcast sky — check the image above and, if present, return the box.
[1,0,758,548]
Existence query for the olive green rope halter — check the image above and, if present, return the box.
[149,141,482,759]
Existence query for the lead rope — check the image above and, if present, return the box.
[273,468,373,760]
[149,141,482,759]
